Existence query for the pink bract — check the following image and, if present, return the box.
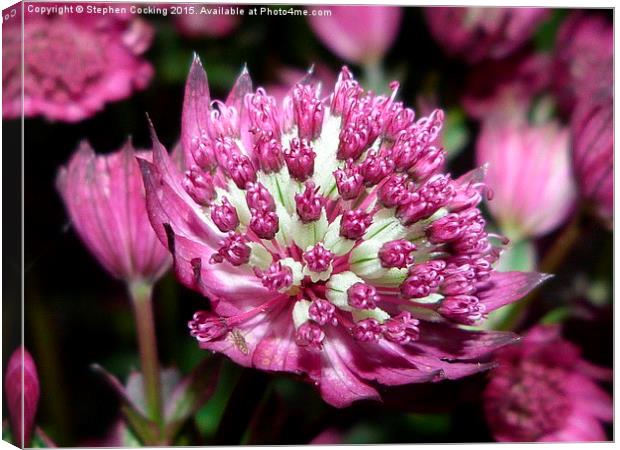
[484,325,612,442]
[307,6,402,64]
[2,11,154,122]
[4,347,40,447]
[424,7,550,64]
[476,115,577,240]
[571,97,613,227]
[139,56,549,407]
[56,141,171,283]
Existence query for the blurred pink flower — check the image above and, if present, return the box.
[2,11,154,122]
[571,97,613,227]
[174,8,240,38]
[307,6,402,64]
[462,51,552,120]
[4,347,40,447]
[424,7,549,64]
[476,116,576,241]
[484,325,612,442]
[554,13,613,114]
[56,141,171,283]
[139,57,548,407]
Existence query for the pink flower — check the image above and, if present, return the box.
[571,97,613,227]
[307,6,402,64]
[3,10,154,122]
[484,325,612,442]
[140,57,549,407]
[174,7,240,38]
[554,13,613,114]
[4,347,40,447]
[424,7,550,64]
[56,141,171,283]
[476,115,576,240]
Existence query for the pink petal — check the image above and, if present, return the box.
[477,271,552,312]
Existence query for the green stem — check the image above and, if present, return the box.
[362,59,386,93]
[498,212,582,331]
[128,281,163,428]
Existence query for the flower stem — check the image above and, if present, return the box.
[128,281,163,427]
[362,59,386,93]
[498,212,582,331]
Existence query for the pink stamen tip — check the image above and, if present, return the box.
[254,130,284,173]
[226,153,257,189]
[210,232,251,266]
[396,174,455,225]
[308,298,337,326]
[378,239,416,269]
[437,295,486,325]
[183,165,215,206]
[352,318,383,342]
[377,173,410,208]
[246,182,276,212]
[292,83,325,140]
[334,160,364,201]
[207,101,240,139]
[339,209,373,240]
[188,311,228,342]
[245,88,281,139]
[249,209,279,240]
[346,282,378,309]
[303,243,334,273]
[400,260,446,299]
[441,263,477,296]
[295,321,325,350]
[259,261,293,292]
[360,151,395,186]
[190,134,217,172]
[383,312,420,344]
[295,181,324,223]
[211,197,239,232]
[284,138,316,182]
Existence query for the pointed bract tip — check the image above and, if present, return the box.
[192,52,203,66]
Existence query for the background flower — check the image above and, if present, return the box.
[307,6,402,65]
[484,325,612,442]
[56,141,171,282]
[424,7,550,64]
[2,12,153,122]
[476,114,576,241]
[4,347,40,447]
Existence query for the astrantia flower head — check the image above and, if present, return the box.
[484,325,612,442]
[140,56,548,407]
[424,7,550,64]
[57,141,171,283]
[3,11,153,122]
